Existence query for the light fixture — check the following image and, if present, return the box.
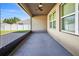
[38,3,43,8]
[35,3,43,11]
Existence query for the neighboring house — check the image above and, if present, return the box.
[17,19,30,25]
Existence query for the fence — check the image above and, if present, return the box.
[0,23,30,31]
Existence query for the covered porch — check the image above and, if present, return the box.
[0,3,79,56]
[9,3,72,56]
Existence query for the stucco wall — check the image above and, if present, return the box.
[32,15,47,31]
[47,4,79,55]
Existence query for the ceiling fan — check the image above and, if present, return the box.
[35,3,43,11]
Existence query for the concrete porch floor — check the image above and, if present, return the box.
[10,32,72,56]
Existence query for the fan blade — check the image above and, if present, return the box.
[38,7,43,11]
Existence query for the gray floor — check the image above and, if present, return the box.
[11,32,72,56]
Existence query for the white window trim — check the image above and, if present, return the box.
[61,12,75,18]
[61,30,79,36]
[61,3,79,35]
[75,3,79,35]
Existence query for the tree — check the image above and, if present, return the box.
[14,17,20,23]
[3,18,7,23]
[3,17,21,24]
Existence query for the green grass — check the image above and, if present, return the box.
[0,30,29,35]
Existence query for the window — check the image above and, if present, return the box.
[62,3,75,16]
[61,3,79,35]
[61,3,75,32]
[62,15,75,32]
[49,11,56,29]
[52,11,56,29]
[49,15,52,28]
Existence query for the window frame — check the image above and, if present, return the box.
[52,11,56,29]
[61,3,79,35]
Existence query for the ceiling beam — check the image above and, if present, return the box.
[18,3,32,16]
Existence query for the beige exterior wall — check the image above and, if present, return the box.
[32,15,47,31]
[47,4,79,55]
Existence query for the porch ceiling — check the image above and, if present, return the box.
[20,3,55,16]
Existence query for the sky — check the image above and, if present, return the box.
[0,3,30,20]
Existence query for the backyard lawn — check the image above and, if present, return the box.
[0,30,29,35]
